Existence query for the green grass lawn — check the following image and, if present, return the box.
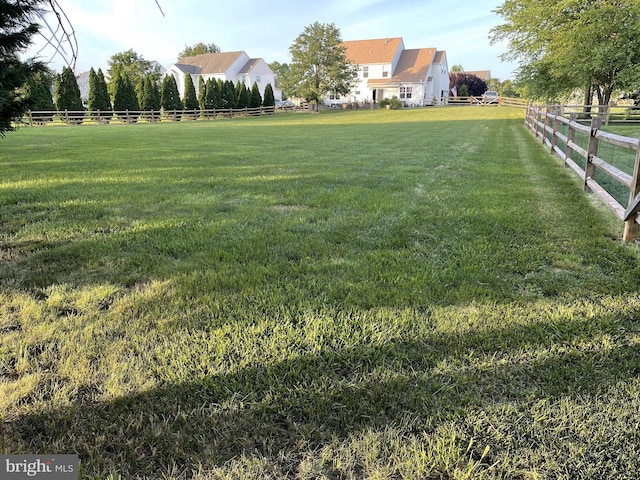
[2,107,640,479]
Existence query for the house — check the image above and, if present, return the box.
[330,37,449,107]
[165,51,281,101]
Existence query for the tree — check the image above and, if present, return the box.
[113,71,139,123]
[55,66,83,111]
[139,76,161,120]
[450,65,464,73]
[161,74,182,120]
[236,82,250,109]
[88,67,112,113]
[221,80,237,109]
[203,78,219,113]
[0,0,47,136]
[249,82,262,108]
[183,72,199,110]
[288,22,357,111]
[263,83,275,107]
[178,42,220,58]
[24,70,55,111]
[449,72,487,97]
[108,49,161,98]
[490,0,640,105]
[269,61,293,99]
[198,76,206,110]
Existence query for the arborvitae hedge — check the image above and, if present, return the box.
[263,83,275,107]
[237,82,250,109]
[55,66,83,112]
[249,81,262,108]
[183,73,199,110]
[24,71,55,111]
[161,75,182,111]
[113,71,139,122]
[198,76,206,110]
[88,67,112,113]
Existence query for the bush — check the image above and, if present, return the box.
[379,96,403,110]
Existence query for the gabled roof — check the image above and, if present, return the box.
[341,37,403,64]
[239,58,262,74]
[175,51,246,75]
[390,48,437,82]
[467,70,491,80]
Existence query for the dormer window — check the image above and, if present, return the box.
[362,66,369,78]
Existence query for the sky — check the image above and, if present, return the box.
[27,0,518,81]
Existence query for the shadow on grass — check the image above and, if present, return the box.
[5,306,640,477]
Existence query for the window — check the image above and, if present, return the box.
[400,86,412,99]
[256,75,261,83]
[362,66,369,78]
[382,68,389,78]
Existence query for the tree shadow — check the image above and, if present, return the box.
[4,306,640,478]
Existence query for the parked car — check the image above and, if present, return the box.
[275,100,295,110]
[483,91,499,104]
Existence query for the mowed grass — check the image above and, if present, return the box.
[2,107,640,479]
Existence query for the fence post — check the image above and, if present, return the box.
[566,113,577,167]
[584,116,601,191]
[28,109,33,126]
[623,147,640,242]
[542,107,550,145]
[551,113,559,154]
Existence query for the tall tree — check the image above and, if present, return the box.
[288,22,357,111]
[236,82,250,109]
[490,0,640,105]
[183,72,199,110]
[55,66,83,111]
[23,70,55,111]
[198,76,206,110]
[203,78,219,112]
[139,76,160,111]
[249,81,262,108]
[108,49,161,98]
[161,74,182,119]
[112,70,139,116]
[88,67,112,113]
[263,83,275,107]
[178,42,221,58]
[221,80,237,109]
[269,61,293,99]
[0,0,47,136]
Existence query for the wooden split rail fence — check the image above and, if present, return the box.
[525,105,640,242]
[21,106,276,126]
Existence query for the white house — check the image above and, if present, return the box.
[328,37,449,107]
[165,51,281,100]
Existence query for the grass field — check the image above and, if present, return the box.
[2,107,640,479]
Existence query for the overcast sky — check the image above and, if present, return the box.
[28,0,518,80]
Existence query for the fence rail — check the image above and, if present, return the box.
[447,96,528,107]
[20,106,277,126]
[533,103,640,124]
[525,105,640,241]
